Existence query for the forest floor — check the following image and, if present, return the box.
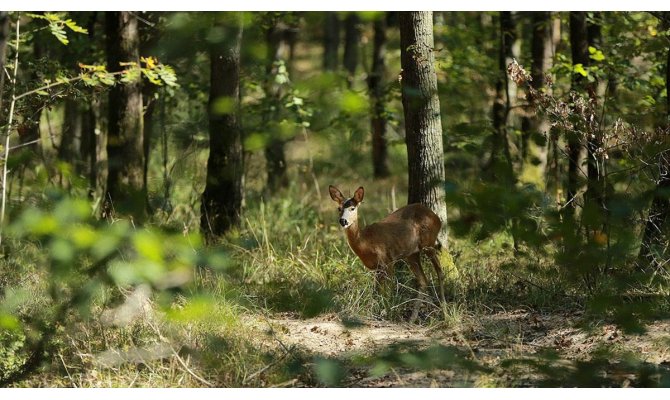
[244,310,670,387]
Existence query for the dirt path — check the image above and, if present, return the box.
[244,311,670,387]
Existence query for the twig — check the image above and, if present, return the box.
[59,353,78,388]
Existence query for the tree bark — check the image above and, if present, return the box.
[368,15,390,179]
[264,16,295,191]
[565,11,590,219]
[639,12,670,270]
[399,11,448,246]
[104,11,146,222]
[323,13,340,71]
[0,11,9,121]
[140,12,161,214]
[343,12,360,86]
[520,12,556,188]
[585,12,605,211]
[201,17,244,239]
[486,11,517,183]
[82,12,98,196]
[58,99,82,168]
[18,29,44,154]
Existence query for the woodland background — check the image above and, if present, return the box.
[1,11,670,387]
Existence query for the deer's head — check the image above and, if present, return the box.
[329,185,364,229]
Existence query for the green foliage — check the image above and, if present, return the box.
[28,12,88,45]
[0,195,229,384]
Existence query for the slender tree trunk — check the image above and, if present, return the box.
[399,11,448,246]
[104,11,145,222]
[544,15,562,200]
[201,17,244,239]
[323,13,340,71]
[0,11,9,121]
[58,99,82,169]
[486,11,517,183]
[82,12,98,196]
[79,104,96,180]
[368,15,389,179]
[566,11,590,219]
[140,12,161,215]
[584,12,605,214]
[520,12,556,188]
[343,12,360,87]
[264,17,294,191]
[18,33,43,154]
[639,13,670,270]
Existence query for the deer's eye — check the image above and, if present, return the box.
[350,207,355,211]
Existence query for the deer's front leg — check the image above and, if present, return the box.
[373,263,394,297]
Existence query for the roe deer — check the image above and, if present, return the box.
[328,185,445,321]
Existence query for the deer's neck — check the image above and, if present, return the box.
[344,221,376,269]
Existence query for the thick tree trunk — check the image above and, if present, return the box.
[104,11,146,222]
[520,12,556,188]
[639,13,670,270]
[368,15,389,179]
[399,11,448,246]
[565,11,589,219]
[323,13,340,71]
[486,11,517,183]
[343,12,360,86]
[201,18,244,239]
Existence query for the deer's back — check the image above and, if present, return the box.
[360,203,441,263]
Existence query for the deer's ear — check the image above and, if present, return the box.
[329,185,345,203]
[353,186,365,203]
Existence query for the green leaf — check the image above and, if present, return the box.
[588,46,605,61]
[573,63,588,77]
[64,19,88,34]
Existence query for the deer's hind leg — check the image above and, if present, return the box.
[406,252,429,323]
[424,247,446,304]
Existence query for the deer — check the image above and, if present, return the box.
[328,185,446,322]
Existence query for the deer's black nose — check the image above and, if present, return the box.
[339,218,347,227]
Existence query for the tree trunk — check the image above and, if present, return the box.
[486,11,517,183]
[82,12,98,196]
[367,15,390,179]
[639,12,670,270]
[264,17,294,192]
[201,17,244,239]
[565,11,590,219]
[18,32,43,154]
[323,13,340,71]
[343,12,360,87]
[520,12,556,188]
[584,12,605,211]
[104,11,145,222]
[0,11,9,120]
[140,12,161,215]
[58,99,82,169]
[399,11,448,246]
